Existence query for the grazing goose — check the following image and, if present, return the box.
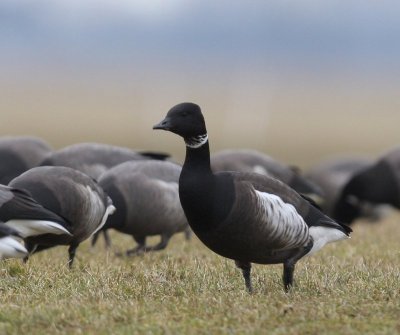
[153,102,351,292]
[306,156,389,222]
[93,160,190,254]
[0,136,52,184]
[0,223,28,260]
[40,142,169,180]
[211,149,324,203]
[9,166,115,267]
[334,147,400,224]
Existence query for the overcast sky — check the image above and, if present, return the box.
[1,0,399,76]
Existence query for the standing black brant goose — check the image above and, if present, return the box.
[153,102,352,292]
[8,166,115,267]
[92,160,190,253]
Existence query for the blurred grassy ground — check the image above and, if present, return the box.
[0,213,399,334]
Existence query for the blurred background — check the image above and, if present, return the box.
[1,0,399,166]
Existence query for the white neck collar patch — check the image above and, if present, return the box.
[185,134,208,149]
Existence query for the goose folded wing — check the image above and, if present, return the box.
[229,171,351,236]
[0,187,71,231]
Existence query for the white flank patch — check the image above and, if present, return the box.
[307,226,349,256]
[185,134,208,149]
[4,220,72,238]
[90,204,116,237]
[0,237,28,259]
[255,191,309,249]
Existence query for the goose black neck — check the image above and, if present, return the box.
[182,140,212,176]
[179,137,235,233]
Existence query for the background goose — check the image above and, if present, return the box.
[9,166,115,267]
[0,136,52,184]
[334,146,400,224]
[211,149,324,203]
[40,142,169,180]
[93,160,190,255]
[305,156,390,222]
[0,223,28,260]
[153,102,351,292]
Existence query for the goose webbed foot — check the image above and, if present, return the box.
[143,234,170,252]
[124,244,146,256]
[121,235,170,256]
[235,260,253,293]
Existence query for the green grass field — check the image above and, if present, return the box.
[1,214,399,335]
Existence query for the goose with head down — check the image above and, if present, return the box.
[9,166,115,267]
[153,102,351,292]
[92,160,190,254]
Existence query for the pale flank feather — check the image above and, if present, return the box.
[255,190,309,250]
[0,236,28,259]
[4,220,71,237]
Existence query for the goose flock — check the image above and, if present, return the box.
[0,103,398,292]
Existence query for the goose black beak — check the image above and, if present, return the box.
[153,117,171,131]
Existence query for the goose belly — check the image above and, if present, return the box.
[194,228,305,264]
[192,190,311,264]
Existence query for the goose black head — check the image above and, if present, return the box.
[153,103,207,146]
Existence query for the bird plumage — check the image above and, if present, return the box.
[0,223,28,260]
[8,166,115,267]
[40,142,169,180]
[211,149,324,202]
[0,185,71,237]
[0,136,52,185]
[94,160,189,254]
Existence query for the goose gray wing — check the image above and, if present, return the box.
[218,172,311,251]
[227,172,350,246]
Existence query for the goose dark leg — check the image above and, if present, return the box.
[145,234,170,252]
[68,243,79,268]
[124,236,146,256]
[92,230,112,249]
[22,240,36,263]
[235,260,253,293]
[282,241,313,292]
[91,231,100,247]
[283,261,296,292]
[103,230,111,248]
